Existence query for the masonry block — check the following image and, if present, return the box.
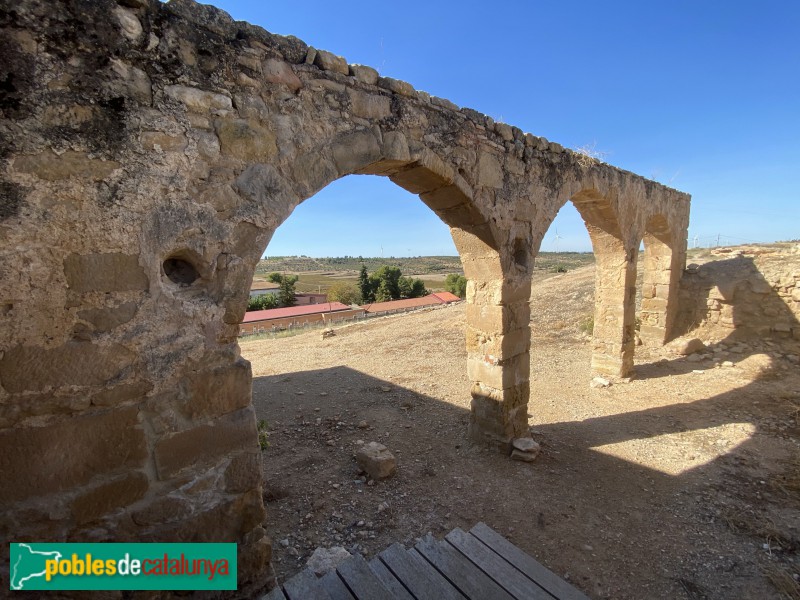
[0,342,136,392]
[71,471,150,524]
[154,407,258,479]
[63,253,148,293]
[182,359,253,419]
[0,406,147,504]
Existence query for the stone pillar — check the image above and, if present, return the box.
[590,239,639,378]
[640,233,682,346]
[453,230,531,449]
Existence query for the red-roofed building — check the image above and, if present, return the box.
[362,293,461,316]
[240,302,365,335]
[430,291,462,304]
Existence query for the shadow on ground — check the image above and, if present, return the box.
[253,355,799,600]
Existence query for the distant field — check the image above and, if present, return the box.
[256,253,595,294]
[256,256,463,276]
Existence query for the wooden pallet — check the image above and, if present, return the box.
[264,522,590,600]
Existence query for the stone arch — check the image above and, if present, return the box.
[536,186,639,379]
[236,135,529,449]
[570,189,639,377]
[639,214,681,345]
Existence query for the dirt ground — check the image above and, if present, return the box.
[241,262,800,600]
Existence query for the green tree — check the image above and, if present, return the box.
[264,273,298,306]
[358,264,373,303]
[247,293,279,311]
[399,276,428,298]
[410,278,428,298]
[327,282,361,305]
[374,280,393,302]
[278,274,298,307]
[370,265,402,299]
[445,273,467,298]
[398,276,413,299]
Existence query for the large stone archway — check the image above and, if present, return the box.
[0,0,690,590]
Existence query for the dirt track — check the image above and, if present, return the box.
[242,264,800,600]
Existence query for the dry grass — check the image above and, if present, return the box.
[721,507,795,551]
[574,142,609,168]
[769,451,800,503]
[763,563,800,600]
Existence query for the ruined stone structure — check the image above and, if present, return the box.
[0,0,690,590]
[675,248,800,342]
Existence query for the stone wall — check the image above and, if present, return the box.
[675,246,800,343]
[0,0,690,591]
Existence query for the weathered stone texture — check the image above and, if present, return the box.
[14,151,120,181]
[356,442,397,480]
[71,471,150,524]
[63,253,149,293]
[78,301,138,332]
[0,406,146,504]
[0,0,691,592]
[0,342,135,392]
[225,451,263,493]
[675,250,800,342]
[164,84,232,111]
[154,407,258,479]
[215,118,278,162]
[182,358,252,419]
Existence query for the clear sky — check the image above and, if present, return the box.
[209,0,800,256]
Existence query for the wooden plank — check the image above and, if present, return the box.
[469,523,590,600]
[320,570,356,600]
[336,554,394,600]
[368,557,415,600]
[282,568,334,600]
[379,543,465,600]
[263,585,289,600]
[445,528,556,600]
[414,534,515,600]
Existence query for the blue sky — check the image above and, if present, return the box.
[210,1,800,256]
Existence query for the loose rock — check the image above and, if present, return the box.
[306,546,351,576]
[590,377,611,389]
[356,442,397,480]
[667,337,707,356]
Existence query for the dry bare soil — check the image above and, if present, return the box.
[242,261,800,600]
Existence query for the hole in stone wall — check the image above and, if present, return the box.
[163,257,200,286]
